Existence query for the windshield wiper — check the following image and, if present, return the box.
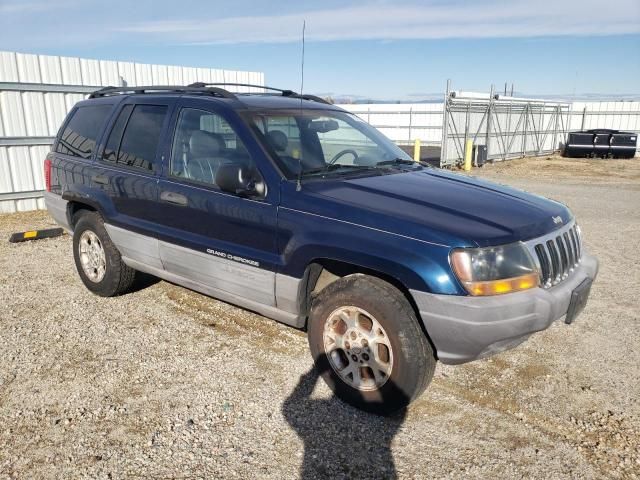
[301,164,378,177]
[375,158,419,167]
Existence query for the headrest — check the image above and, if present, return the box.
[189,130,221,158]
[208,132,226,151]
[181,114,202,132]
[266,130,288,152]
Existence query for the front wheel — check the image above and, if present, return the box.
[307,274,436,415]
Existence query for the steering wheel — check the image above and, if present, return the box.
[329,149,359,165]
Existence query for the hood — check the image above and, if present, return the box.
[294,169,572,247]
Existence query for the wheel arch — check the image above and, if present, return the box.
[297,258,427,333]
[63,194,102,229]
[297,258,440,363]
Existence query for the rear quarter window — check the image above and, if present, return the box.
[55,105,112,159]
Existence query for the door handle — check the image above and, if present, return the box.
[92,174,109,185]
[160,191,188,206]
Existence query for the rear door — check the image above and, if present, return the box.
[92,97,175,269]
[155,100,279,307]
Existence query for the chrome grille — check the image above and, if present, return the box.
[526,222,582,288]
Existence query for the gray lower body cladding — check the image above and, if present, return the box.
[43,191,71,231]
[103,224,305,328]
[411,254,599,364]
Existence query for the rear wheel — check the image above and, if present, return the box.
[72,211,136,297]
[307,274,436,415]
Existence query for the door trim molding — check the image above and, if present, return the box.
[158,239,275,306]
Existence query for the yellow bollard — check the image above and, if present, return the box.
[413,139,421,163]
[464,139,473,171]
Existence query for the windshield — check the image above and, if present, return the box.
[246,110,420,178]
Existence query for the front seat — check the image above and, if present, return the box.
[266,130,288,153]
[266,130,303,172]
[186,130,222,184]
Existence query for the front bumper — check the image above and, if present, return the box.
[410,253,599,364]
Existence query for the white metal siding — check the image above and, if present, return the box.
[0,52,267,89]
[340,103,444,144]
[0,51,265,213]
[340,101,640,149]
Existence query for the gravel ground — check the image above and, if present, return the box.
[0,156,639,479]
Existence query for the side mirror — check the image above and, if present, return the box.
[215,163,265,198]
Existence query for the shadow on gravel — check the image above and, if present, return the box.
[128,272,161,293]
[282,362,407,480]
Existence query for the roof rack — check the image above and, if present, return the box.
[187,82,331,105]
[89,83,332,105]
[88,85,236,99]
[188,82,295,95]
[295,93,332,105]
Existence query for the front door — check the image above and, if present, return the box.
[155,102,279,307]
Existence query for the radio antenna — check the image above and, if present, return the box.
[296,20,306,192]
[300,20,306,97]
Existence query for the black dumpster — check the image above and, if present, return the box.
[564,132,595,157]
[473,145,488,166]
[593,130,613,157]
[610,132,637,159]
[564,129,637,158]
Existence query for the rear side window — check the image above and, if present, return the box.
[101,104,167,172]
[102,105,133,162]
[55,105,112,159]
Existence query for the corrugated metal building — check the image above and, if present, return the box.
[0,51,264,213]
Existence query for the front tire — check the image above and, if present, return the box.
[72,211,136,297]
[307,274,436,415]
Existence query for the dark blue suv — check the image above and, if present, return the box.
[44,83,598,414]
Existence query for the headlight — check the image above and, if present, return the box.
[450,242,539,296]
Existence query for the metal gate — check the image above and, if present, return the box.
[440,83,571,167]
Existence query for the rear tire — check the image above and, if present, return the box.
[307,274,436,415]
[72,211,136,297]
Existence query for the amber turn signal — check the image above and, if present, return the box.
[462,273,540,296]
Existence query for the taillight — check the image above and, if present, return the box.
[44,157,52,192]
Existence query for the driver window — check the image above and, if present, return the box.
[171,108,256,186]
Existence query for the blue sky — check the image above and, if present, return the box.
[1,0,639,101]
